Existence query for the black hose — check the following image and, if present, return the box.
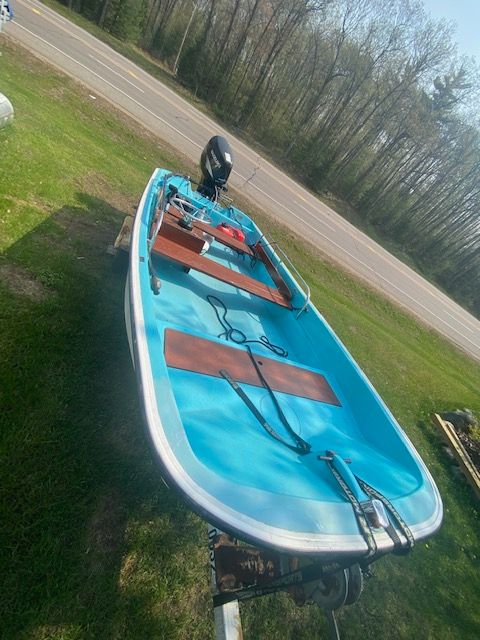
[206,295,288,358]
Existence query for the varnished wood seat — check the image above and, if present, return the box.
[152,235,292,308]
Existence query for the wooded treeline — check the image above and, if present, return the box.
[63,0,480,317]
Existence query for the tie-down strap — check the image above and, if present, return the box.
[324,452,414,558]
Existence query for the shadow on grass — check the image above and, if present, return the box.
[3,195,479,640]
[0,195,210,640]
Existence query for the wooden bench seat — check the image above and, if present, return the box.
[152,235,291,308]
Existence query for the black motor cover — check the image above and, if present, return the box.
[198,135,233,200]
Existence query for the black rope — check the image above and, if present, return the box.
[206,295,288,358]
[220,369,311,455]
[244,346,311,454]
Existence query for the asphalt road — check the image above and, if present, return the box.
[5,0,480,362]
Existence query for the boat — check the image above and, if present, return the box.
[125,135,442,568]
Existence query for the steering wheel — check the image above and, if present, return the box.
[169,195,212,225]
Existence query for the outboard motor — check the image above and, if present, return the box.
[198,135,233,200]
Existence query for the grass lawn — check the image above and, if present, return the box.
[0,38,479,640]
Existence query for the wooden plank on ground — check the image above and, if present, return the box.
[114,215,133,251]
[432,413,480,500]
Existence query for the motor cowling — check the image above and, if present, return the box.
[198,135,233,200]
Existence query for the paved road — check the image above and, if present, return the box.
[5,0,480,362]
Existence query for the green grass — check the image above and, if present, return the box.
[0,38,479,640]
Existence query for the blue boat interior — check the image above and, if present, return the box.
[135,171,439,543]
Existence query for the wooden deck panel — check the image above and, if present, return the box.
[164,328,341,406]
[254,242,292,301]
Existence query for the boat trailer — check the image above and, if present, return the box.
[208,524,367,640]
